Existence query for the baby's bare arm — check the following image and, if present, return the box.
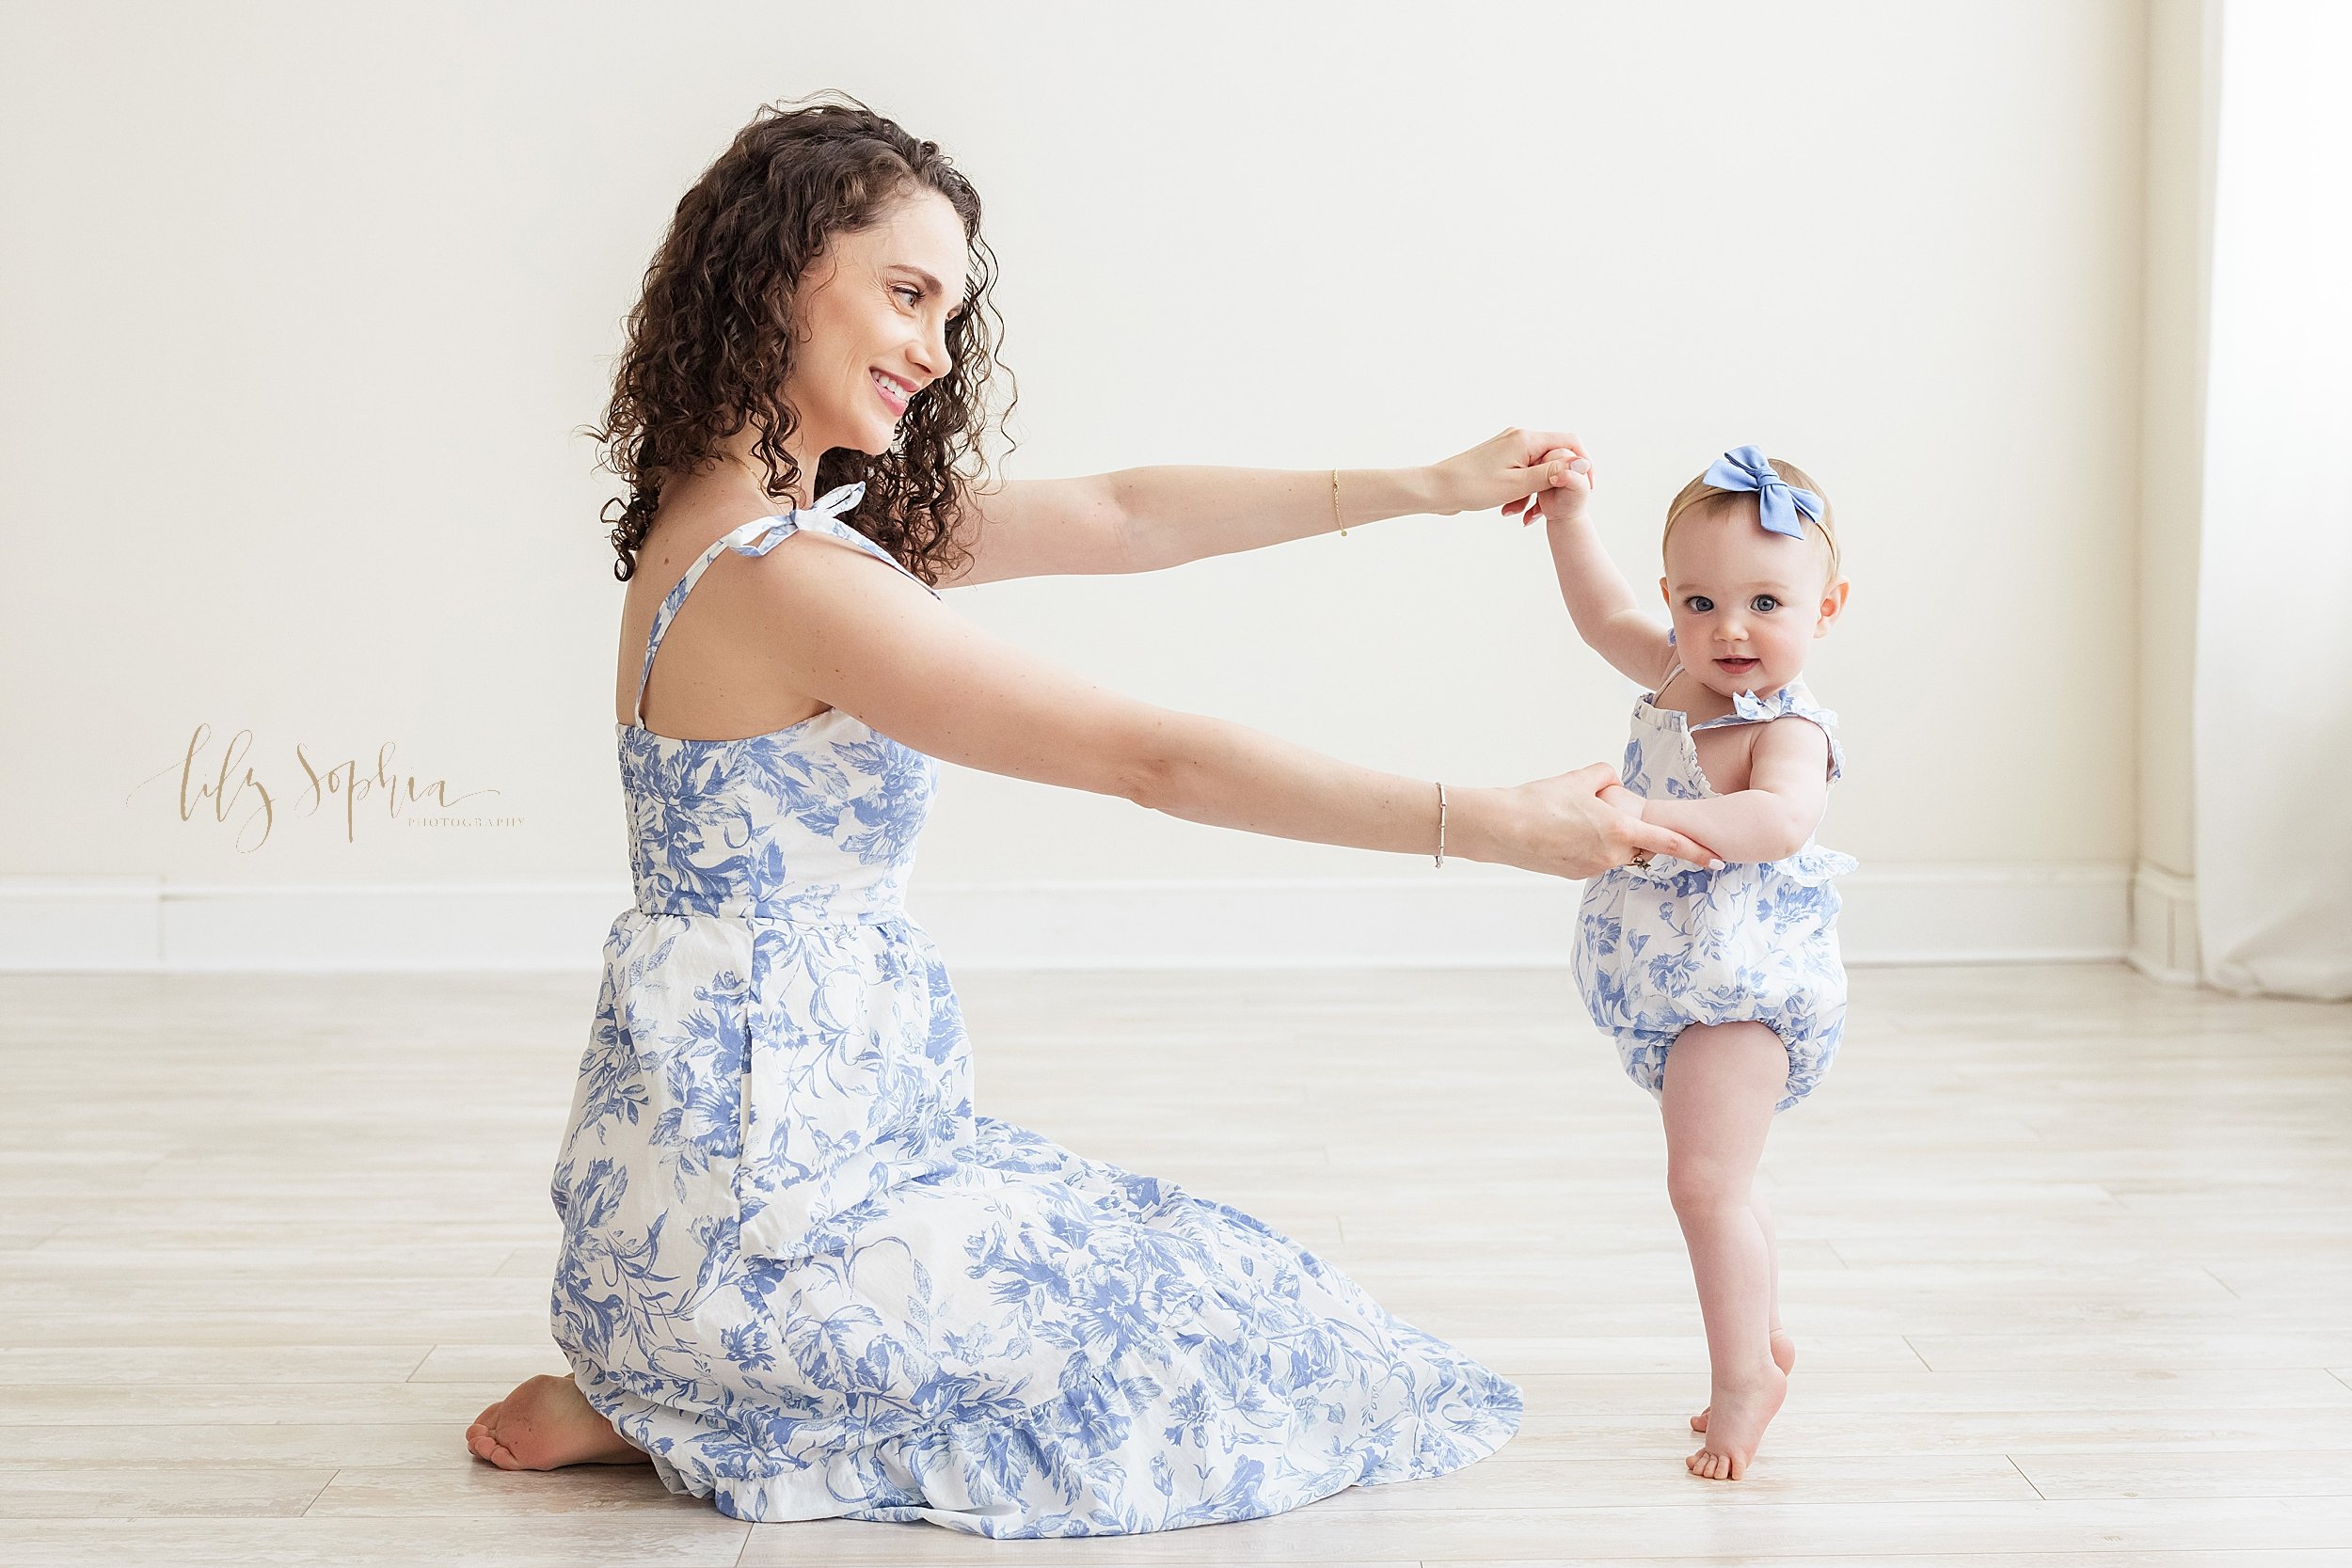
[1610,718,1832,863]
[1540,473,1674,688]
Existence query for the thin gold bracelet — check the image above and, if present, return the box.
[1330,467,1346,537]
[1434,781,1447,867]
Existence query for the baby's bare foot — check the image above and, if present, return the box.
[1692,1326,1795,1433]
[466,1372,647,1470]
[1685,1359,1787,1481]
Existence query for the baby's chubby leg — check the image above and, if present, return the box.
[1661,1021,1788,1480]
[1691,1189,1796,1433]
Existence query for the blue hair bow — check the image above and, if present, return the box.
[1702,446,1822,542]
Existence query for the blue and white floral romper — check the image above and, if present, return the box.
[1571,669,1858,1113]
[548,482,1520,1538]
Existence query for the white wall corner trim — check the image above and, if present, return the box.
[0,864,2131,973]
[2126,861,2201,986]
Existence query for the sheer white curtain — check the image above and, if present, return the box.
[2192,0,2352,998]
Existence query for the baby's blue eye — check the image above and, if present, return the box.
[1685,595,1714,613]
[1751,594,1780,612]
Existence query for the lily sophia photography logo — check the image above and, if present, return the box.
[127,723,517,852]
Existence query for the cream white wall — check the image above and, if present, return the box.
[2136,0,2212,886]
[2126,0,2214,982]
[1,3,2153,953]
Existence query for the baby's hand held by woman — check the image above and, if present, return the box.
[1428,427,1589,522]
[1483,763,1719,879]
[1596,782,1725,871]
[1518,445,1594,529]
[1598,782,1645,816]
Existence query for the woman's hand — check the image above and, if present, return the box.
[1425,427,1594,523]
[1524,444,1599,531]
[1597,782,1645,816]
[1461,764,1720,878]
[1518,443,1594,528]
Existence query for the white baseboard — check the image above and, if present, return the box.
[0,863,2132,973]
[0,878,628,974]
[2126,860,2201,986]
[912,863,2133,970]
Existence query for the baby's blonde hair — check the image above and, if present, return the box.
[1661,456,1840,580]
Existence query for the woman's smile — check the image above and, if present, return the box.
[871,368,915,417]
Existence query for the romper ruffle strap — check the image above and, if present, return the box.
[1691,683,1847,784]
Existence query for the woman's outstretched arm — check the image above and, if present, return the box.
[940,427,1591,586]
[743,528,1717,878]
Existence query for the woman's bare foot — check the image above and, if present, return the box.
[466,1372,648,1470]
[1692,1326,1795,1433]
[1685,1359,1787,1481]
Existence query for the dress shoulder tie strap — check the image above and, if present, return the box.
[630,481,937,728]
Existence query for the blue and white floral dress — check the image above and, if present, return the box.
[1572,671,1857,1113]
[548,483,1520,1536]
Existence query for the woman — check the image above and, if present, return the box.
[465,96,1708,1537]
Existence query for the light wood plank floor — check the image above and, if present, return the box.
[2,962,2348,1566]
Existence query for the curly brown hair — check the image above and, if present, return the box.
[589,93,1014,583]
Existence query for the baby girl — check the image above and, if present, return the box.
[1531,442,1855,1481]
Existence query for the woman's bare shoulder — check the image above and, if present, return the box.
[615,498,863,738]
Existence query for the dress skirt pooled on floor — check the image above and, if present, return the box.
[548,484,1520,1537]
